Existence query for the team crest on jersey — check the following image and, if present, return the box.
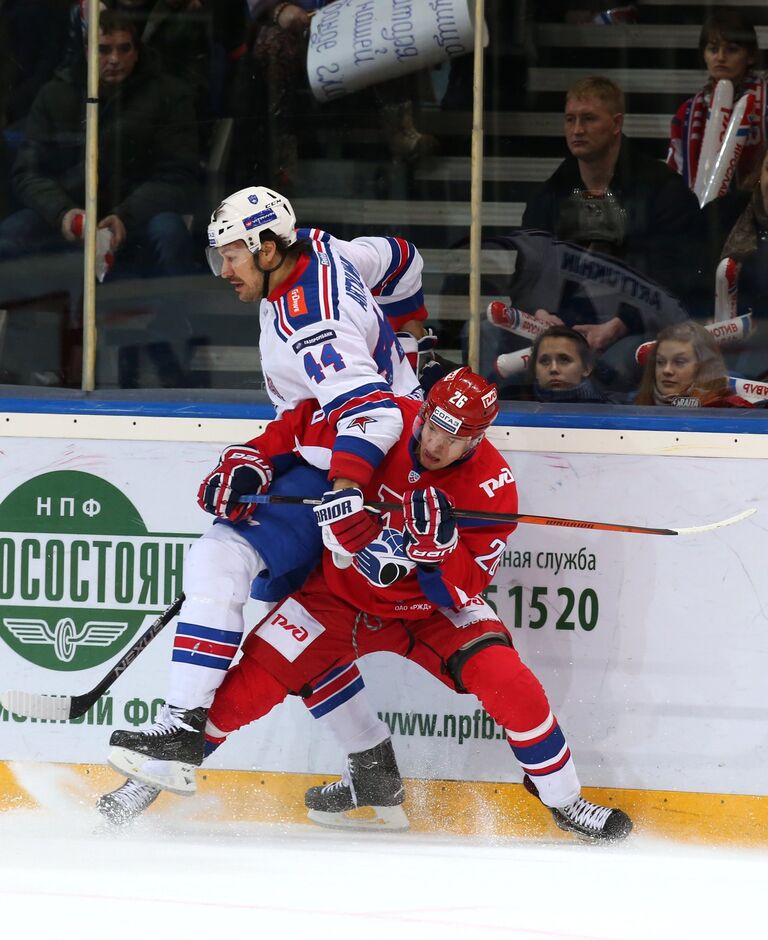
[408,470,421,483]
[286,287,308,317]
[347,415,376,433]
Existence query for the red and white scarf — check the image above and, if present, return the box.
[667,71,767,190]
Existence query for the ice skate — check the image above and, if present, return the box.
[523,774,632,843]
[305,738,409,831]
[96,778,161,827]
[108,704,207,795]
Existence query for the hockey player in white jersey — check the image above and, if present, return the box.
[99,186,437,824]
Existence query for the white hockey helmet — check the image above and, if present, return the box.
[206,186,297,276]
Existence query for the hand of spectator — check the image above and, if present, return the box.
[98,214,127,251]
[61,208,86,242]
[274,3,310,33]
[533,307,565,326]
[573,317,628,353]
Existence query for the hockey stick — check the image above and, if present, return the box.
[0,594,185,721]
[242,495,755,536]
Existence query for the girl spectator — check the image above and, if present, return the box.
[528,326,609,402]
[667,9,766,194]
[634,321,752,408]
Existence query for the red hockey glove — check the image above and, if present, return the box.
[313,488,382,559]
[402,487,458,565]
[197,445,273,523]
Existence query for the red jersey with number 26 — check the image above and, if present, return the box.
[251,396,518,616]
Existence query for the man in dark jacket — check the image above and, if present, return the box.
[0,8,201,277]
[522,76,701,355]
[481,75,701,393]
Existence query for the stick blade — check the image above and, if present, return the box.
[675,507,756,536]
[0,691,73,720]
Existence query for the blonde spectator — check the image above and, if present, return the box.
[634,321,751,408]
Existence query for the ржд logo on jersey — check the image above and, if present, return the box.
[478,466,514,497]
[255,598,325,661]
[0,471,197,672]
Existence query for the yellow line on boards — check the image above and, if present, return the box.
[1,762,766,847]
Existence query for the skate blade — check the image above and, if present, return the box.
[552,819,629,845]
[108,747,197,795]
[307,804,409,832]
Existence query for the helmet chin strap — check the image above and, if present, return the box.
[255,246,286,298]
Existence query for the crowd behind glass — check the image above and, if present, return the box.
[0,1,765,409]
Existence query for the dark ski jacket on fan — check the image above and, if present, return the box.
[522,135,702,314]
[12,49,200,233]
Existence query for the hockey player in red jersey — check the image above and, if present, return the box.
[191,369,633,843]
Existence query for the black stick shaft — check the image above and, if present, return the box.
[68,594,185,718]
[243,493,677,536]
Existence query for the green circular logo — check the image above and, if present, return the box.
[0,470,197,672]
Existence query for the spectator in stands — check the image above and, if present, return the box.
[528,326,609,402]
[667,8,765,197]
[106,0,213,125]
[0,0,72,216]
[0,9,201,277]
[720,149,768,309]
[634,321,752,408]
[246,1,437,190]
[717,148,768,379]
[509,75,699,390]
[1,0,72,130]
[667,9,766,299]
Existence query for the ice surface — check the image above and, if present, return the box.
[0,763,765,940]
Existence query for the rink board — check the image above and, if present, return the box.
[1,761,767,847]
[0,403,767,842]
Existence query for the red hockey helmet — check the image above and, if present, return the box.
[416,367,499,446]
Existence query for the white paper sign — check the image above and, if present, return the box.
[307,0,485,102]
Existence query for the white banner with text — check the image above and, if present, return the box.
[0,436,764,795]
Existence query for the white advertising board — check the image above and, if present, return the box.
[0,437,765,795]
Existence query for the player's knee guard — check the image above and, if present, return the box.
[446,632,513,693]
[182,525,261,625]
[460,643,551,734]
[208,657,289,734]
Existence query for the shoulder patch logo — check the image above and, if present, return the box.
[287,287,308,317]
